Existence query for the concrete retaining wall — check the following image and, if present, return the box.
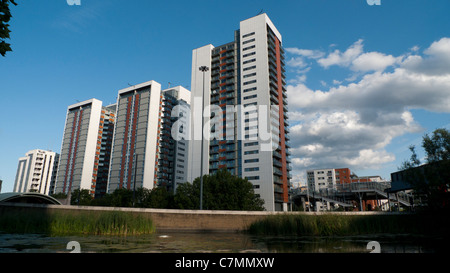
[0,203,407,232]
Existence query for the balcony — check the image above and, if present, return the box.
[273,159,282,168]
[273,150,282,159]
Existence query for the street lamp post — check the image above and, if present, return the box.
[199,65,209,210]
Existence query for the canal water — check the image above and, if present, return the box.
[0,232,441,253]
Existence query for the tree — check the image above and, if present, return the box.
[0,0,17,57]
[400,128,450,210]
[70,189,93,206]
[174,169,265,211]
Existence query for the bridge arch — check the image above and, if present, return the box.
[0,193,62,205]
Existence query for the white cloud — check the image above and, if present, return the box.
[351,52,401,72]
[285,48,325,59]
[286,37,450,183]
[317,39,364,68]
[287,57,308,68]
[402,37,450,75]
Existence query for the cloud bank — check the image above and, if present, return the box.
[285,38,450,183]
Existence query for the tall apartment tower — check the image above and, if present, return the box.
[108,81,162,192]
[157,86,191,192]
[14,149,59,195]
[188,14,291,211]
[107,81,191,193]
[55,99,115,196]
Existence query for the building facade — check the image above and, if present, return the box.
[55,99,115,196]
[156,86,191,192]
[188,13,291,211]
[108,81,162,192]
[14,149,59,195]
[307,167,386,192]
[107,81,190,193]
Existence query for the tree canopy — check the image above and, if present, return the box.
[52,169,265,211]
[174,169,265,211]
[400,128,450,210]
[0,0,17,57]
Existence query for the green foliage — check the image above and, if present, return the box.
[400,128,450,210]
[173,169,265,211]
[248,213,447,236]
[49,170,264,211]
[70,189,94,206]
[0,0,17,57]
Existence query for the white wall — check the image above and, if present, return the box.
[80,99,103,191]
[143,81,162,190]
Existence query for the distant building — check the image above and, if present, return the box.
[307,168,351,192]
[54,99,116,197]
[14,149,59,195]
[0,179,3,193]
[351,175,384,183]
[307,167,386,192]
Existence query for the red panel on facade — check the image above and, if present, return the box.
[275,37,289,204]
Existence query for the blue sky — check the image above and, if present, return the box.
[1,0,450,191]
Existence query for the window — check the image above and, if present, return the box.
[244,150,259,155]
[245,167,259,172]
[247,176,260,180]
[243,38,255,45]
[243,32,255,38]
[243,80,257,86]
[244,102,257,107]
[243,52,256,58]
[244,141,258,147]
[244,94,257,100]
[245,158,259,163]
[243,87,257,93]
[243,45,256,51]
[243,72,256,78]
[243,58,256,64]
[243,65,256,72]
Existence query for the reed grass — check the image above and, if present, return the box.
[247,213,435,236]
[0,209,155,236]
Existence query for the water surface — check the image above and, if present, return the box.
[0,232,440,253]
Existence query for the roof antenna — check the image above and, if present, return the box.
[257,9,264,15]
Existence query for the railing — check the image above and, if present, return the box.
[292,181,412,207]
[336,182,391,193]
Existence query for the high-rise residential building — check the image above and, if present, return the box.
[14,149,59,195]
[94,104,116,198]
[108,81,162,192]
[107,81,191,193]
[188,13,291,211]
[54,99,115,196]
[156,86,191,192]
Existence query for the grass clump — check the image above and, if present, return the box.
[0,208,155,236]
[247,213,435,236]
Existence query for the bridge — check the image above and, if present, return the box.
[291,182,412,211]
